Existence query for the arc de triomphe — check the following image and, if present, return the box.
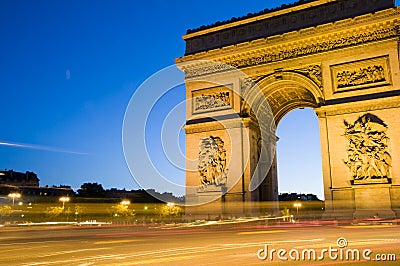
[176,0,400,218]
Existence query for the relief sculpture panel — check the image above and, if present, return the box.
[198,136,228,188]
[344,113,392,184]
[195,91,230,111]
[331,56,391,92]
[192,85,233,114]
[336,65,386,88]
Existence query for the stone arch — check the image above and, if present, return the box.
[256,71,324,125]
[241,71,325,203]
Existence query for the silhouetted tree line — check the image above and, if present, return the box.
[77,182,106,198]
[76,182,183,204]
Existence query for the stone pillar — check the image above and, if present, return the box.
[318,106,400,219]
[316,111,335,217]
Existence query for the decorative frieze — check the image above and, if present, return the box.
[195,91,230,111]
[183,63,234,79]
[192,85,233,114]
[344,113,391,184]
[331,56,391,92]
[337,65,385,88]
[227,27,396,68]
[181,25,398,79]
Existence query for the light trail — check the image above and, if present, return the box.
[0,141,90,155]
[237,230,287,235]
[22,238,325,265]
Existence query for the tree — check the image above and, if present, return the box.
[0,206,12,217]
[46,206,63,219]
[280,208,292,222]
[113,204,134,217]
[160,204,183,217]
[77,182,106,198]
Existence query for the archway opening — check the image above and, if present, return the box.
[276,107,324,201]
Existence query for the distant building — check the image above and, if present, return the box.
[0,169,74,197]
[279,193,321,201]
[106,188,183,203]
[0,170,39,187]
[106,188,163,203]
[20,185,74,197]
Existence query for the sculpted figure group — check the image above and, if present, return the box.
[344,113,391,181]
[198,136,227,187]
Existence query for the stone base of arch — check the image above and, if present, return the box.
[323,186,397,220]
[353,184,396,219]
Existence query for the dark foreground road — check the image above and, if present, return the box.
[0,223,399,265]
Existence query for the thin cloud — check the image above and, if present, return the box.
[66,69,71,80]
[0,141,91,155]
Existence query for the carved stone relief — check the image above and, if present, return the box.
[294,65,322,88]
[331,56,391,92]
[195,91,230,111]
[344,113,391,183]
[337,65,386,88]
[240,76,256,95]
[183,63,234,79]
[192,85,233,113]
[198,136,227,188]
[227,27,396,69]
[239,77,256,118]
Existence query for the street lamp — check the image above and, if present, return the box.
[8,193,21,208]
[59,196,70,209]
[59,196,70,221]
[120,200,130,206]
[293,202,302,219]
[165,202,176,223]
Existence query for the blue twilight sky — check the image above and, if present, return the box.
[2,1,397,199]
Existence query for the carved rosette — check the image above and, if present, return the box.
[198,136,227,187]
[344,113,392,183]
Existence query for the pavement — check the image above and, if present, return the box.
[0,221,399,265]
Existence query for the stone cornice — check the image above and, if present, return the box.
[226,25,397,67]
[179,23,398,79]
[184,117,259,134]
[316,95,400,116]
[183,0,394,55]
[177,8,400,78]
[184,0,328,39]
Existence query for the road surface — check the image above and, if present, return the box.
[0,222,399,265]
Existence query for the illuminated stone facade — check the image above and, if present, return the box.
[177,0,400,218]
